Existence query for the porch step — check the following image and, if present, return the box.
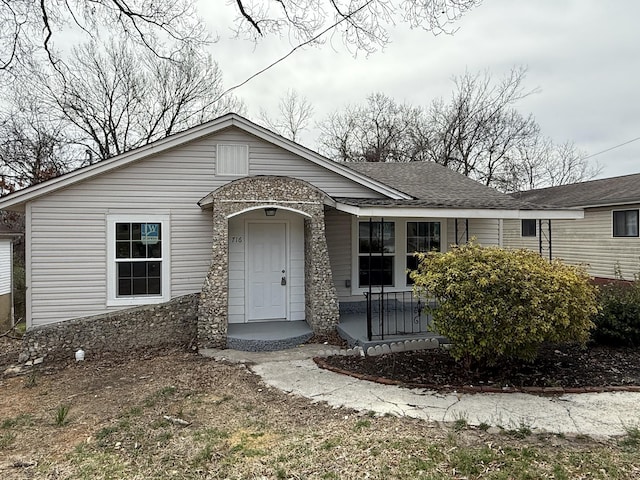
[227,321,313,352]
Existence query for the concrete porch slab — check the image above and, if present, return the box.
[338,313,446,350]
[227,320,313,352]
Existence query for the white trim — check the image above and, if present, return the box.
[227,205,312,219]
[0,113,410,211]
[335,202,584,220]
[350,216,447,296]
[106,214,171,307]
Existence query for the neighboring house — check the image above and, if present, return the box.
[505,173,640,281]
[0,113,582,355]
[0,225,21,331]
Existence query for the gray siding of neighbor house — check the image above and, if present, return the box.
[26,127,384,327]
[0,239,11,295]
[446,218,501,248]
[0,238,11,330]
[503,204,640,279]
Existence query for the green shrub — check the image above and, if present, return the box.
[411,243,598,368]
[592,281,640,346]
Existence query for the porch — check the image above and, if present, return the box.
[337,290,445,350]
[226,290,444,352]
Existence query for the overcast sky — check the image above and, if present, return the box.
[200,0,640,180]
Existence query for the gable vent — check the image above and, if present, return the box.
[217,144,249,176]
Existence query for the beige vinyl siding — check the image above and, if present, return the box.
[0,240,11,294]
[503,205,640,279]
[446,218,501,248]
[213,129,385,198]
[28,126,380,326]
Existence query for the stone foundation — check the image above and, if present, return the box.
[20,293,199,362]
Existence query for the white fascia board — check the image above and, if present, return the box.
[335,203,584,219]
[576,200,640,209]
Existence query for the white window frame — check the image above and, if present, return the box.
[612,209,639,238]
[405,220,442,286]
[216,144,249,176]
[350,217,447,295]
[356,220,396,289]
[106,214,171,306]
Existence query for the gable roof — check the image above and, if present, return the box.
[511,172,640,208]
[343,162,535,209]
[332,162,582,219]
[0,113,410,212]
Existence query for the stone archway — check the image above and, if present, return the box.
[197,176,339,348]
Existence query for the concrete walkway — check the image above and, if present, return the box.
[200,344,640,438]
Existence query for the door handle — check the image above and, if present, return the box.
[281,276,287,286]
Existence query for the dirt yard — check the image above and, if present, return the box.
[1,337,639,479]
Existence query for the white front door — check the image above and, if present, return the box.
[247,222,287,321]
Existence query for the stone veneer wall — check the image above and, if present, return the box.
[198,176,340,348]
[20,293,198,362]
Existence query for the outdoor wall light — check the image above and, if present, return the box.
[264,207,278,217]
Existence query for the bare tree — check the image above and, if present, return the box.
[0,93,72,194]
[426,67,540,181]
[32,39,244,161]
[231,0,482,54]
[504,139,600,192]
[0,0,207,73]
[318,92,427,162]
[319,68,597,191]
[258,89,315,142]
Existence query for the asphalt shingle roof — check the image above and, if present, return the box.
[510,172,640,208]
[339,162,550,210]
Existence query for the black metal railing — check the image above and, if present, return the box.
[365,290,434,341]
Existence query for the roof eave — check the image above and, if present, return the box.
[335,203,584,219]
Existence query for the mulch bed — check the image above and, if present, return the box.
[319,343,640,392]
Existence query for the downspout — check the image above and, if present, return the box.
[548,220,552,261]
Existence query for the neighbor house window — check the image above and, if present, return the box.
[107,215,170,306]
[406,222,441,285]
[613,210,639,237]
[217,144,248,176]
[358,221,395,287]
[521,219,537,237]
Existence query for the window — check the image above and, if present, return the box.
[217,144,248,176]
[107,215,170,306]
[406,222,441,284]
[358,221,395,287]
[613,210,639,237]
[521,219,537,237]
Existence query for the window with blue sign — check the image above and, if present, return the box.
[115,222,162,296]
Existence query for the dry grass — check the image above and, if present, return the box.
[1,349,639,479]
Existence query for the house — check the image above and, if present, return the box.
[0,113,583,358]
[0,225,20,331]
[505,173,640,281]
